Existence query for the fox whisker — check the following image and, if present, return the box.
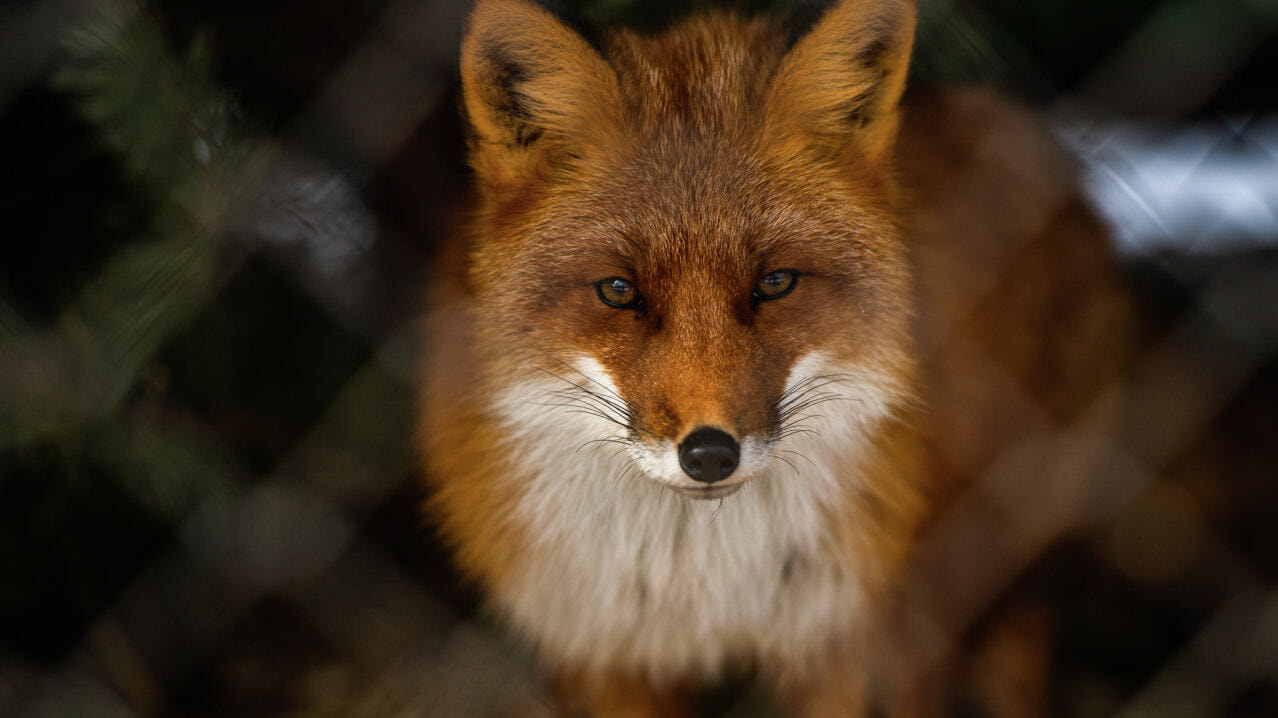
[543,362,632,414]
[575,436,636,454]
[772,425,820,442]
[616,463,640,488]
[546,387,631,420]
[538,365,638,430]
[773,452,800,476]
[774,447,817,469]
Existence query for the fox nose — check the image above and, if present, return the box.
[677,427,740,484]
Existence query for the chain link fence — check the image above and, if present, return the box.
[1,0,1276,715]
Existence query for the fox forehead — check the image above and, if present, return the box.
[515,138,884,279]
[602,14,784,133]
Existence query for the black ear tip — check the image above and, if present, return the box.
[862,38,890,68]
[782,0,915,50]
[529,0,608,55]
[782,0,838,48]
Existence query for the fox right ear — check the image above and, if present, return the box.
[764,0,916,166]
[460,0,623,189]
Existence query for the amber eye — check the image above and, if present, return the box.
[753,269,798,303]
[595,277,644,310]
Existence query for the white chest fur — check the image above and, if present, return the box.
[487,355,887,678]
[500,469,861,678]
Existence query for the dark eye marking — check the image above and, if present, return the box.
[752,269,799,304]
[595,276,645,314]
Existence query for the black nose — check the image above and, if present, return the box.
[677,427,740,484]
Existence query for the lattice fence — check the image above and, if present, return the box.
[1,0,1276,716]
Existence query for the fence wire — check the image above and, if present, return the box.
[1,0,1276,716]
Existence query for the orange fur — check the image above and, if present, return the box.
[420,1,1130,715]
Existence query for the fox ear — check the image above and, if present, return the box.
[764,0,916,165]
[460,0,622,188]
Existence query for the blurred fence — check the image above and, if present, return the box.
[1,0,1276,716]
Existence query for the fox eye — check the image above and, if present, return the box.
[595,277,644,311]
[752,269,798,303]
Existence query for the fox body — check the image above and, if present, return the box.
[420,0,1129,715]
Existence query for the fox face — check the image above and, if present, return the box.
[461,0,917,501]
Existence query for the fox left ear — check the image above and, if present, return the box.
[764,0,916,165]
[460,0,624,190]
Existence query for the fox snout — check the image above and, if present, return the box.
[677,427,740,484]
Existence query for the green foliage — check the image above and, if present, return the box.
[52,1,238,193]
[2,0,265,521]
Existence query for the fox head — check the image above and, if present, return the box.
[457,0,918,500]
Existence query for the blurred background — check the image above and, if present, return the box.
[1,0,1276,716]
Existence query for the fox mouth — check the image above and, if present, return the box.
[673,481,745,500]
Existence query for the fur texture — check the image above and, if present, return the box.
[419,0,1131,715]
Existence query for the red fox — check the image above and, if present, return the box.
[419,0,1131,715]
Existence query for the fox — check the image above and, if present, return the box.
[418,0,1132,715]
